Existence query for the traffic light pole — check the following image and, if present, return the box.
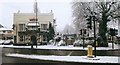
[93,16,96,57]
[83,29,85,49]
[112,36,114,49]
[35,0,38,48]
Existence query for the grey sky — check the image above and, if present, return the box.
[0,0,72,32]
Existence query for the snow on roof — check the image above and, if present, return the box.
[107,26,118,29]
[5,53,119,63]
[27,22,40,26]
[107,21,118,29]
[0,27,12,31]
[0,24,3,28]
[54,35,61,39]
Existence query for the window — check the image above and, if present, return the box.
[42,35,47,41]
[41,24,47,30]
[19,24,25,31]
[19,36,24,42]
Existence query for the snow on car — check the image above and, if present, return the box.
[0,40,6,45]
[3,40,13,45]
[73,40,83,47]
[57,40,66,46]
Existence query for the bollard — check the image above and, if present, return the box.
[87,45,93,58]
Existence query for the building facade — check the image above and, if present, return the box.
[0,27,13,40]
[13,12,55,45]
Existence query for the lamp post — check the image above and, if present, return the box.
[35,0,38,48]
[91,0,97,57]
[25,27,33,49]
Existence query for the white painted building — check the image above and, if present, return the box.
[0,27,13,40]
[13,1,56,45]
[13,12,56,45]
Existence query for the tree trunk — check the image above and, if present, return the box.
[99,12,108,47]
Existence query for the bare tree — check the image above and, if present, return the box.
[72,0,120,47]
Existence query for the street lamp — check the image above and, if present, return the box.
[91,0,97,57]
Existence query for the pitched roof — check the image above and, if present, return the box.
[0,24,3,28]
[0,27,12,31]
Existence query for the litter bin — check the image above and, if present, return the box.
[87,45,93,58]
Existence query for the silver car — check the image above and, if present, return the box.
[73,40,83,47]
[73,40,94,47]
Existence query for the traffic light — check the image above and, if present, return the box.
[83,29,86,34]
[80,29,82,35]
[109,28,117,36]
[86,16,92,29]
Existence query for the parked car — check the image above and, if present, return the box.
[73,40,83,47]
[40,41,48,45]
[48,40,54,45]
[57,40,66,46]
[84,40,94,47]
[0,40,6,45]
[3,40,13,45]
[54,36,61,42]
[73,40,94,47]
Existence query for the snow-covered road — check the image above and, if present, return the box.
[5,53,119,63]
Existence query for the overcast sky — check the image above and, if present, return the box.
[0,0,73,32]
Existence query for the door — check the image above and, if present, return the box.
[31,35,37,45]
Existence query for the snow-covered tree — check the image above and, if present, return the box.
[62,24,76,34]
[72,0,120,47]
[47,22,55,42]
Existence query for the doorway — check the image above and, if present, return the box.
[31,35,37,45]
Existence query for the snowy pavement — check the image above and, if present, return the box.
[5,53,119,63]
[0,43,119,50]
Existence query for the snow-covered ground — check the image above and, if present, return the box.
[3,43,120,64]
[5,53,119,63]
[0,43,119,50]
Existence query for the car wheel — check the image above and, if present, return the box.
[73,45,76,47]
